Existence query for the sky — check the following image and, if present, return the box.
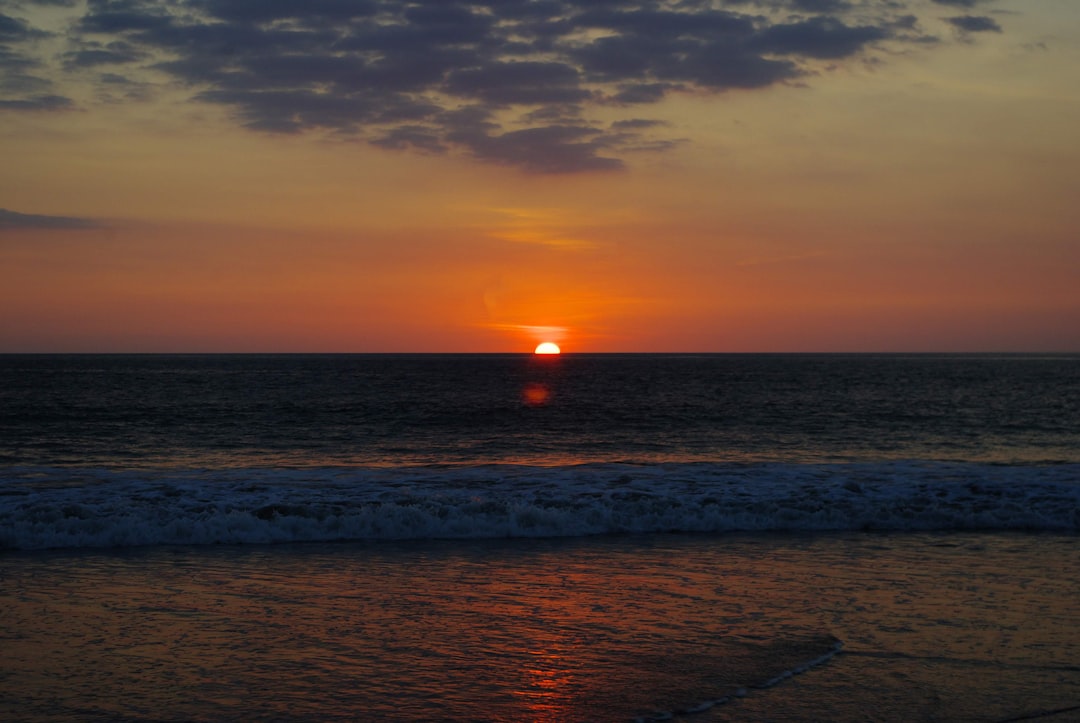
[1,0,1077,353]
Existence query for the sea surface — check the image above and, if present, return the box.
[2,353,1078,721]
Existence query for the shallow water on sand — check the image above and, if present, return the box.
[2,532,1078,722]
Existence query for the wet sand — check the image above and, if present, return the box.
[699,533,1080,723]
[2,532,1078,721]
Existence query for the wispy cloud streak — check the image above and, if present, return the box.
[0,207,99,230]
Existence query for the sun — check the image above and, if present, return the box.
[534,342,561,355]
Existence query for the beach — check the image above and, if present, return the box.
[4,531,1077,722]
[2,353,1077,720]
[4,0,1078,717]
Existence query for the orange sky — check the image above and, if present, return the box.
[1,0,1078,352]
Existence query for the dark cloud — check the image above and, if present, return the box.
[194,86,438,133]
[369,124,446,154]
[520,103,584,123]
[673,43,799,89]
[189,0,379,25]
[0,12,46,42]
[789,0,852,12]
[455,124,625,174]
[9,1,80,6]
[610,118,667,130]
[0,41,41,78]
[575,6,756,38]
[0,10,49,94]
[931,0,990,7]
[610,82,679,105]
[0,208,98,229]
[0,70,48,92]
[751,17,889,59]
[0,93,72,109]
[76,0,174,34]
[0,0,1013,172]
[62,39,143,69]
[1,8,74,110]
[445,61,591,105]
[945,15,1002,34]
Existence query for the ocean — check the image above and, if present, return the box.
[2,353,1078,721]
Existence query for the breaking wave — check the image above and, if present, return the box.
[2,461,1077,551]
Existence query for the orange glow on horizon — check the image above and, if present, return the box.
[534,342,561,355]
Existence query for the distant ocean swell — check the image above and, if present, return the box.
[2,461,1078,551]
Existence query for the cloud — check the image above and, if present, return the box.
[610,119,667,130]
[369,124,447,154]
[750,16,890,60]
[0,93,72,109]
[789,0,853,12]
[0,12,46,43]
[1,7,76,110]
[445,61,592,106]
[945,15,1003,34]
[610,82,679,105]
[451,121,625,174]
[1,0,1013,172]
[62,39,144,70]
[931,0,992,7]
[2,1,80,6]
[0,208,99,229]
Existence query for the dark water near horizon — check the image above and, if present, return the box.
[3,353,1078,470]
[1,353,1078,550]
[3,354,1079,721]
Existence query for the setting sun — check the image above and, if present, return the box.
[534,342,561,355]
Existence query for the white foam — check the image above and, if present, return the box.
[1,462,1077,550]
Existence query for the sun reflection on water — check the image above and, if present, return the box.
[516,650,578,722]
[522,382,551,406]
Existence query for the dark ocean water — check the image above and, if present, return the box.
[3,354,1080,722]
[1,353,1078,549]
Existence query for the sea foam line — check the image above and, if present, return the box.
[2,461,1078,550]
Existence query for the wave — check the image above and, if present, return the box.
[2,461,1078,551]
